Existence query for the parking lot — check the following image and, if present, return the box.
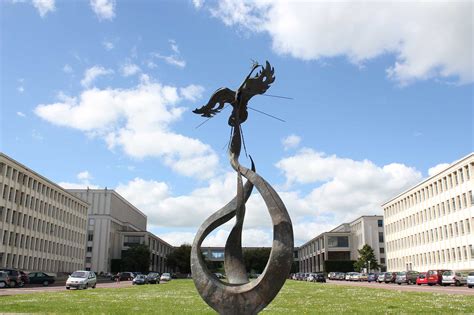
[0,280,134,296]
[325,279,474,295]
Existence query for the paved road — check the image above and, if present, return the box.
[324,279,474,295]
[0,281,135,296]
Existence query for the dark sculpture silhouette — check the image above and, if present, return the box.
[191,61,293,315]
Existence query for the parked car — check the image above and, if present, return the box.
[328,272,337,280]
[336,272,346,280]
[147,272,160,284]
[396,271,419,285]
[467,272,474,289]
[345,272,356,281]
[367,273,379,283]
[112,272,135,281]
[28,272,55,286]
[312,273,326,283]
[66,271,97,290]
[377,272,386,283]
[214,273,225,279]
[442,270,467,286]
[426,269,449,286]
[132,274,148,285]
[416,272,428,285]
[0,269,26,287]
[350,273,361,281]
[358,273,368,281]
[0,271,10,288]
[384,272,397,283]
[160,272,171,282]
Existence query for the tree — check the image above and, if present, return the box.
[353,244,381,272]
[243,248,271,274]
[166,244,191,274]
[121,244,151,272]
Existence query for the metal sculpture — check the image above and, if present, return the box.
[191,61,294,315]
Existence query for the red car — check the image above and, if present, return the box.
[416,272,428,285]
[426,269,449,286]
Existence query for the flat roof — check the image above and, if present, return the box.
[381,152,474,207]
[0,152,89,206]
[67,188,147,219]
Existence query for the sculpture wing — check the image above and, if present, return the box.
[193,87,236,118]
[240,61,275,103]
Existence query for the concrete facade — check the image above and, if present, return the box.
[298,215,385,273]
[67,189,148,273]
[383,153,474,272]
[0,153,88,273]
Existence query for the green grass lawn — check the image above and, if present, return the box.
[0,280,473,314]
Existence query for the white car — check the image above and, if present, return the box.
[160,272,171,282]
[66,270,97,290]
[467,271,474,289]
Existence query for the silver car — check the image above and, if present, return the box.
[467,272,474,289]
[442,270,467,286]
[66,271,97,290]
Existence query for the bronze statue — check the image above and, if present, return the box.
[191,61,294,314]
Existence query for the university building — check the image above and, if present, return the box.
[67,189,173,274]
[383,153,474,272]
[0,153,88,273]
[299,215,385,273]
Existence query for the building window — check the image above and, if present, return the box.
[87,247,92,252]
[380,258,385,264]
[378,219,383,227]
[327,236,349,248]
[380,247,385,254]
[378,232,384,243]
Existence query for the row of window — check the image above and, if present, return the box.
[0,162,86,212]
[0,252,81,273]
[1,230,84,259]
[387,219,472,252]
[385,163,472,218]
[0,207,85,243]
[1,184,87,228]
[385,192,473,234]
[150,238,173,254]
[388,245,474,270]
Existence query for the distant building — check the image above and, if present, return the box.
[0,153,88,273]
[298,215,385,273]
[119,230,173,273]
[383,153,474,272]
[68,189,173,273]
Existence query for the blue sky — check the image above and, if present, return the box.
[1,0,472,246]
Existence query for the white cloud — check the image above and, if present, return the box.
[63,64,73,73]
[282,134,301,150]
[120,63,141,77]
[207,1,473,85]
[32,0,55,17]
[17,86,25,93]
[102,40,114,51]
[169,39,180,54]
[192,0,204,9]
[77,170,92,181]
[35,80,216,179]
[152,40,186,68]
[179,84,204,102]
[31,129,43,141]
[16,111,26,117]
[59,170,98,189]
[90,0,116,21]
[428,163,451,177]
[153,53,186,68]
[80,65,113,88]
[276,149,422,222]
